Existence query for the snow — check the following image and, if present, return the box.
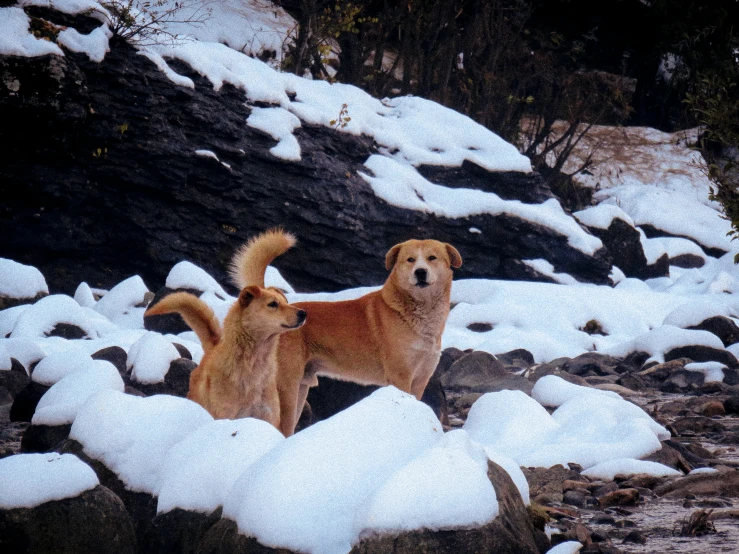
[157,418,284,514]
[57,25,110,62]
[247,107,302,161]
[0,7,64,58]
[224,387,452,554]
[689,467,719,475]
[363,429,497,534]
[0,338,45,373]
[574,204,635,230]
[73,282,97,308]
[522,259,580,285]
[595,186,733,254]
[166,260,229,298]
[684,361,726,383]
[0,452,99,509]
[134,0,295,62]
[93,275,150,328]
[19,0,108,20]
[464,377,669,470]
[581,458,681,480]
[9,294,100,340]
[126,331,181,384]
[639,229,668,265]
[0,258,48,299]
[360,156,601,255]
[0,343,10,371]
[0,305,30,338]
[32,360,124,425]
[659,237,709,262]
[31,346,95,386]
[662,297,739,328]
[194,149,219,161]
[546,542,583,554]
[69,390,212,493]
[603,325,725,363]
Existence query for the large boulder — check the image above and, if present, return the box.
[0,485,137,554]
[0,12,611,294]
[57,439,158,546]
[196,460,542,554]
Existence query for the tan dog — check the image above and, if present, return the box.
[244,238,462,436]
[144,231,306,430]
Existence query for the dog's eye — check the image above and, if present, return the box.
[267,301,279,308]
[428,255,437,261]
[407,257,415,263]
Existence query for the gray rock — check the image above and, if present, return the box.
[563,353,631,377]
[440,351,532,393]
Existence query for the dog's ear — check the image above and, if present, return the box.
[445,244,463,268]
[385,243,403,271]
[238,285,262,307]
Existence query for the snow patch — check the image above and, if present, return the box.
[32,360,124,425]
[0,452,99,509]
[70,390,212,493]
[127,331,181,384]
[0,258,48,299]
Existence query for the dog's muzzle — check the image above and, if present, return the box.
[414,268,429,288]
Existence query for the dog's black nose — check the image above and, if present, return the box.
[414,268,427,281]
[296,310,307,323]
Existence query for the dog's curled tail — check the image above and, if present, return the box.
[145,292,221,352]
[229,228,296,289]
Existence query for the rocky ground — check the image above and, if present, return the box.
[5,339,739,553]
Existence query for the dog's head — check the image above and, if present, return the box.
[235,285,306,336]
[384,239,462,294]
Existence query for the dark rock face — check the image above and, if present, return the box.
[142,508,222,554]
[45,322,88,340]
[0,292,47,312]
[57,439,158,546]
[0,485,137,554]
[688,316,739,347]
[585,218,651,279]
[0,361,31,404]
[305,375,448,425]
[144,287,205,335]
[0,25,611,295]
[664,346,739,370]
[20,423,71,453]
[91,346,128,375]
[9,382,49,422]
[640,224,728,259]
[132,358,197,397]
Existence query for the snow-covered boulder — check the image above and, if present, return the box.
[0,453,136,553]
[0,258,48,310]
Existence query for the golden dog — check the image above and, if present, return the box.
[232,236,462,436]
[144,230,306,430]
